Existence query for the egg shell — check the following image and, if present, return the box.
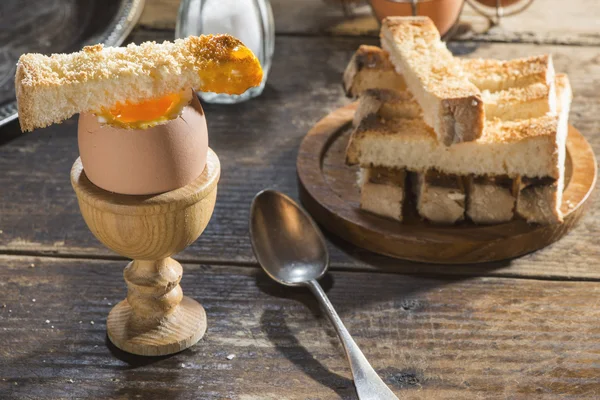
[78,93,208,195]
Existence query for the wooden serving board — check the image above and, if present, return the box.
[297,103,597,264]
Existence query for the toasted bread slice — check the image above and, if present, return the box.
[516,178,562,224]
[514,74,572,224]
[411,170,466,224]
[462,55,554,92]
[359,167,406,221]
[380,17,485,145]
[343,45,406,98]
[465,175,517,224]
[481,82,556,121]
[347,113,563,179]
[347,74,571,180]
[16,35,263,132]
[352,89,421,127]
[357,78,557,127]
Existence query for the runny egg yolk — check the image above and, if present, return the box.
[198,46,264,95]
[99,92,189,129]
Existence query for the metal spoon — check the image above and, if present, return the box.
[249,190,399,400]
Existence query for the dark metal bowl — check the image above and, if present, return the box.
[0,0,145,127]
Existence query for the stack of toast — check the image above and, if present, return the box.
[344,17,572,225]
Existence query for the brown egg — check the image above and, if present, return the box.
[78,93,208,195]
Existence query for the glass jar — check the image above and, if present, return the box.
[176,0,275,104]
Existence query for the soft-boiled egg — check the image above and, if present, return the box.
[78,90,208,195]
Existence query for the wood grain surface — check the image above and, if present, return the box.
[297,103,597,263]
[1,36,598,279]
[2,255,600,399]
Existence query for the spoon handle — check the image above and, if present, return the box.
[306,280,399,400]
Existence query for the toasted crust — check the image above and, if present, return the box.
[411,170,466,224]
[481,82,556,120]
[344,47,556,121]
[380,17,484,145]
[359,167,406,221]
[352,89,421,126]
[466,175,517,224]
[462,55,554,92]
[516,181,562,224]
[346,111,563,179]
[356,74,562,132]
[343,45,406,97]
[16,35,263,132]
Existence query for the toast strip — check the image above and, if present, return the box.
[352,89,421,127]
[516,178,562,224]
[411,170,466,224]
[347,113,562,179]
[481,81,556,120]
[380,17,485,145]
[462,55,554,92]
[466,175,517,224]
[514,74,571,224]
[359,167,406,221]
[16,35,263,131]
[343,45,406,98]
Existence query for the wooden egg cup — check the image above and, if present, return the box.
[71,149,220,356]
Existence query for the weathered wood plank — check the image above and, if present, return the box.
[1,255,600,399]
[1,34,599,278]
[138,0,600,45]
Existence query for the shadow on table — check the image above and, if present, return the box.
[324,230,514,278]
[106,335,198,400]
[256,272,358,399]
[253,242,513,397]
[254,271,456,398]
[259,307,358,399]
[106,335,178,367]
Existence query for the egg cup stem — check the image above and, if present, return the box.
[104,258,207,356]
[71,150,221,356]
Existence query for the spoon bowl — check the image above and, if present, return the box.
[250,189,328,286]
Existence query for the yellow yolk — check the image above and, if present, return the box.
[99,92,189,129]
[198,46,264,95]
[96,39,264,129]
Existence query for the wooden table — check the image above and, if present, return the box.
[1,1,599,398]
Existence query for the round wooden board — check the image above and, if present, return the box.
[297,103,597,264]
